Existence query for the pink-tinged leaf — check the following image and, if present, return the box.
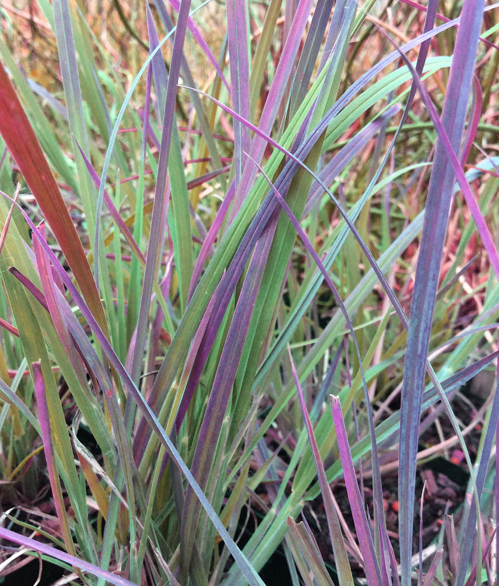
[331,396,383,586]
[0,64,108,334]
[186,166,231,191]
[287,348,355,584]
[0,527,138,586]
[32,362,76,559]
[286,517,336,586]
[0,317,19,338]
[132,270,222,463]
[33,224,88,386]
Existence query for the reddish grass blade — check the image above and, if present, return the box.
[0,317,19,338]
[422,550,443,586]
[0,64,108,334]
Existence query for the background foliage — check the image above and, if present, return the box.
[0,0,499,585]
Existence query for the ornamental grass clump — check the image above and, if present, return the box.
[0,0,498,585]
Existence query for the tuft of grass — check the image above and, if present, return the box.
[0,0,498,585]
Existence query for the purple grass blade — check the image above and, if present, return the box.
[132,273,222,462]
[374,2,487,581]
[400,0,439,129]
[461,76,482,165]
[125,0,192,389]
[287,348,355,584]
[145,261,173,394]
[188,181,235,301]
[387,536,401,586]
[289,0,335,116]
[151,0,226,173]
[186,166,231,190]
[146,4,168,115]
[454,365,499,586]
[180,222,276,581]
[174,275,226,430]
[9,267,49,311]
[377,507,391,586]
[303,105,400,215]
[154,0,230,92]
[463,529,497,586]
[33,224,88,389]
[331,395,383,586]
[226,0,250,188]
[0,527,138,586]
